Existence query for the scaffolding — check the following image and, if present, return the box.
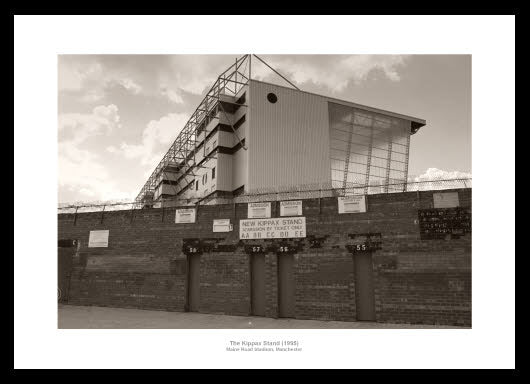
[135,54,299,205]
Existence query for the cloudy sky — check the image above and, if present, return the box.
[58,54,471,203]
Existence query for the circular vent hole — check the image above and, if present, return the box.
[267,93,278,103]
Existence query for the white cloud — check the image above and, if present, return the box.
[58,104,121,144]
[412,168,472,181]
[252,55,409,93]
[105,145,118,153]
[165,55,231,95]
[78,188,96,197]
[80,88,106,103]
[109,112,189,170]
[340,55,406,83]
[58,142,134,202]
[144,113,187,146]
[58,61,104,93]
[58,104,132,202]
[167,89,184,104]
[115,77,142,94]
[407,168,472,191]
[58,58,144,101]
[160,85,184,104]
[58,61,104,91]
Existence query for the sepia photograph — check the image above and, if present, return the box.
[57,54,472,329]
[14,14,515,370]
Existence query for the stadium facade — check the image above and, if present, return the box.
[57,56,473,327]
[136,55,426,207]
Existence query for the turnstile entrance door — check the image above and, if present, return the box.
[187,254,201,312]
[278,254,295,318]
[251,254,266,316]
[354,253,376,321]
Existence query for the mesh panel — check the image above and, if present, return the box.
[328,102,411,190]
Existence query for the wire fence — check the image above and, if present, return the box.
[57,178,471,214]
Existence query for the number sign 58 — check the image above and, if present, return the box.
[184,245,201,255]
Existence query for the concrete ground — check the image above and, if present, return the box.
[58,304,465,329]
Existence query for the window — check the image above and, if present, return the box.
[212,167,216,180]
[202,174,207,185]
[195,180,199,190]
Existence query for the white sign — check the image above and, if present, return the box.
[88,230,109,248]
[433,192,460,208]
[280,200,302,216]
[338,195,366,213]
[175,208,196,223]
[247,202,271,218]
[213,219,231,232]
[240,217,306,239]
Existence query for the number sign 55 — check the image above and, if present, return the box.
[347,243,371,254]
[355,244,367,251]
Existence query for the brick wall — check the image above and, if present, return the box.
[199,250,250,315]
[58,188,471,326]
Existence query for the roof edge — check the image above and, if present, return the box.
[249,79,426,134]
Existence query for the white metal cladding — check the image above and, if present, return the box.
[216,153,233,191]
[247,81,332,191]
[232,147,247,191]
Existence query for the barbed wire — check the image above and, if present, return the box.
[57,178,471,214]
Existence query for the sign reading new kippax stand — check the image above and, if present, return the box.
[280,200,302,216]
[338,195,366,214]
[248,202,271,218]
[88,230,109,248]
[240,217,306,239]
[175,208,196,223]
